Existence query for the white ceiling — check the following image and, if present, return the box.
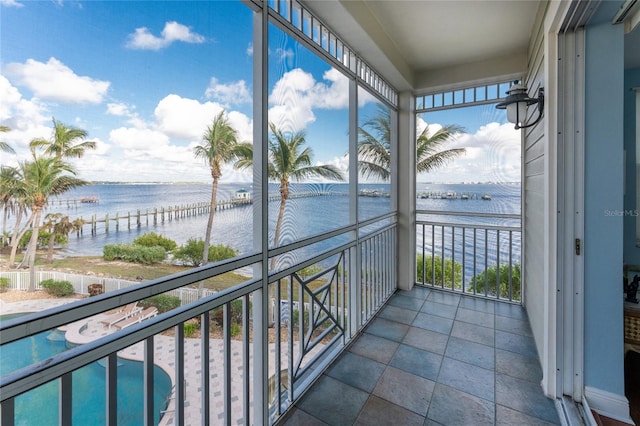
[305,0,543,92]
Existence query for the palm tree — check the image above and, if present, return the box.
[416,124,467,174]
[43,213,81,263]
[29,118,96,160]
[235,122,344,326]
[13,156,87,290]
[237,122,345,262]
[357,106,466,180]
[0,166,19,246]
[0,125,15,154]
[267,123,345,254]
[194,110,245,268]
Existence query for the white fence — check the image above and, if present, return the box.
[0,270,217,305]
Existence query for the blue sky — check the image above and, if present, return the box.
[0,0,519,183]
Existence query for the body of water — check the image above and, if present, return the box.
[11,182,520,260]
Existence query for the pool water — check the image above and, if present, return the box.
[1,314,172,425]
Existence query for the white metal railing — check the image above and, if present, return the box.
[268,223,396,420]
[416,210,522,303]
[0,271,218,305]
[415,80,516,112]
[0,216,396,426]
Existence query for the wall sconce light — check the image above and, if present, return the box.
[496,81,544,130]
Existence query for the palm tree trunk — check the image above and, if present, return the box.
[9,209,30,267]
[268,195,288,327]
[46,232,56,263]
[270,196,287,269]
[2,205,9,246]
[25,209,42,291]
[200,178,219,296]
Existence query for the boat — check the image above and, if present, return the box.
[460,194,469,200]
[80,196,99,203]
[481,194,492,200]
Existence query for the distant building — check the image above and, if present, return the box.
[234,189,251,200]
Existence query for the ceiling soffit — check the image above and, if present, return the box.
[304,0,542,93]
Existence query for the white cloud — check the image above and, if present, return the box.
[109,127,171,151]
[154,94,225,140]
[205,78,251,106]
[5,57,110,104]
[227,110,253,143]
[246,43,253,56]
[417,121,520,183]
[126,21,205,50]
[99,94,253,182]
[0,0,23,7]
[274,48,294,62]
[106,103,131,117]
[321,155,349,181]
[0,75,51,153]
[268,68,349,132]
[106,102,146,128]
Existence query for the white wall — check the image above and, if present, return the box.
[523,3,548,388]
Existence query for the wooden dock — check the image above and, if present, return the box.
[59,191,338,236]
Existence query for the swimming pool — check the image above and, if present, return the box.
[1,314,172,425]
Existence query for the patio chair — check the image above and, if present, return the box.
[100,302,142,329]
[114,307,158,330]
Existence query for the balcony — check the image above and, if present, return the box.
[0,214,558,425]
[279,287,559,425]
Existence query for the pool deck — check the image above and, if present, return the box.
[1,297,269,425]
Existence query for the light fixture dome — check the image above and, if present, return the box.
[496,81,544,130]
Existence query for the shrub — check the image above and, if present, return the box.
[0,277,10,293]
[230,323,241,337]
[173,239,237,266]
[210,299,249,328]
[19,230,66,249]
[103,243,166,264]
[140,294,181,313]
[183,321,199,338]
[416,254,463,288]
[172,238,204,266]
[469,263,521,301]
[208,244,238,262]
[133,232,177,252]
[298,264,323,279]
[40,279,74,297]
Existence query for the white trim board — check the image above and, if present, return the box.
[584,386,634,425]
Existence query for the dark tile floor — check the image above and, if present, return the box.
[279,286,561,426]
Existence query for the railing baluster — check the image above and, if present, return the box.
[60,373,72,426]
[106,354,117,426]
[1,397,15,426]
[462,227,466,293]
[201,312,210,426]
[275,280,282,416]
[484,229,489,297]
[431,225,435,285]
[473,228,477,296]
[175,324,185,426]
[441,225,445,288]
[421,224,426,285]
[509,231,513,301]
[451,226,455,290]
[142,336,155,426]
[496,230,501,300]
[242,296,250,425]
[223,303,231,426]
